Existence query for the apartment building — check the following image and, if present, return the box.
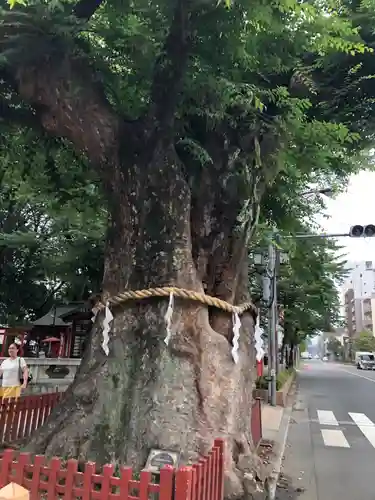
[343,261,375,337]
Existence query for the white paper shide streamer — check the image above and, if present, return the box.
[164,292,174,346]
[254,315,265,362]
[231,311,241,364]
[102,302,114,356]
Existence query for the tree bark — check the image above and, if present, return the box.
[287,342,295,368]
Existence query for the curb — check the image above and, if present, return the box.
[263,397,294,499]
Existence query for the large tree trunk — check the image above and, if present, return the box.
[1,6,270,495]
[20,138,264,498]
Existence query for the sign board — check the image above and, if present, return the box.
[145,449,180,474]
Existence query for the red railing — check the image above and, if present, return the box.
[0,391,265,500]
[251,397,262,448]
[0,440,225,500]
[0,392,63,444]
[190,439,224,500]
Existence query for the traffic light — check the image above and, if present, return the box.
[349,225,375,237]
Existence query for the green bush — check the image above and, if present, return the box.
[255,368,295,391]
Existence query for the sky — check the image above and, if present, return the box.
[316,171,375,262]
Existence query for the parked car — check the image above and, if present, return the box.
[355,352,375,370]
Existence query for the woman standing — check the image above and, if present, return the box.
[0,343,29,399]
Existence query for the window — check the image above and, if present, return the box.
[360,354,374,361]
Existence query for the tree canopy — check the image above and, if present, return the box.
[326,337,343,357]
[0,132,105,323]
[353,331,375,352]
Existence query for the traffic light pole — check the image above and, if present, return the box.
[263,226,372,407]
[284,232,350,239]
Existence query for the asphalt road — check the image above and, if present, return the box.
[277,360,375,500]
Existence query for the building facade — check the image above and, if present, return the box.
[344,288,356,338]
[342,261,375,337]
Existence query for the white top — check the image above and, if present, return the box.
[0,357,26,387]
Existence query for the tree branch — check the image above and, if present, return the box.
[13,55,131,190]
[73,0,106,21]
[32,281,66,316]
[148,0,192,132]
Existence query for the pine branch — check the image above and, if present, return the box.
[148,0,192,132]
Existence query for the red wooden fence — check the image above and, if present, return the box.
[0,439,225,500]
[0,391,262,500]
[1,392,262,450]
[251,397,262,448]
[0,392,63,444]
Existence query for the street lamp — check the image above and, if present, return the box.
[251,250,266,266]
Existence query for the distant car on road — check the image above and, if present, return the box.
[322,356,328,361]
[355,352,375,370]
[314,354,320,360]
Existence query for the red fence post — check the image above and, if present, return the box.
[159,465,174,500]
[46,457,61,500]
[214,439,224,500]
[0,450,14,488]
[138,470,152,500]
[82,461,96,500]
[192,462,203,500]
[0,399,7,443]
[64,459,78,500]
[211,445,218,500]
[251,398,262,448]
[13,452,30,486]
[29,455,45,500]
[175,467,193,500]
[100,464,114,500]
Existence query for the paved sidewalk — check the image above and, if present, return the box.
[260,383,297,499]
[262,404,284,442]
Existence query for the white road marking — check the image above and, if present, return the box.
[348,413,375,448]
[321,429,350,448]
[317,410,339,426]
[337,367,375,383]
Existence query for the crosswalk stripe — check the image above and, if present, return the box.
[317,410,339,426]
[321,429,350,448]
[348,412,375,448]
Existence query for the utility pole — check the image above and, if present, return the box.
[267,240,277,406]
[254,210,365,407]
[274,236,281,376]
